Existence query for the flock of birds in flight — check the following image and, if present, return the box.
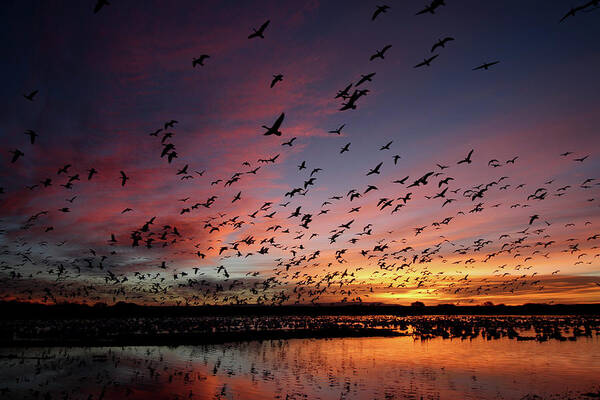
[1,1,599,307]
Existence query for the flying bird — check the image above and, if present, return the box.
[263,113,285,136]
[473,61,500,70]
[370,45,392,61]
[270,74,283,88]
[457,149,474,164]
[329,124,346,135]
[193,55,210,67]
[372,5,390,20]
[414,55,439,68]
[164,120,178,129]
[282,137,296,146]
[94,0,109,13]
[24,130,38,144]
[87,168,98,180]
[367,162,383,176]
[356,73,375,86]
[559,5,586,22]
[393,176,409,184]
[24,90,38,101]
[176,164,189,175]
[248,20,270,39]
[380,141,393,150]
[119,171,129,187]
[431,37,454,52]
[9,149,24,163]
[416,0,446,16]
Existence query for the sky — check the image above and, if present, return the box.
[0,0,599,306]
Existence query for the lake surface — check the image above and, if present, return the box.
[1,334,599,399]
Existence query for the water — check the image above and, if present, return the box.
[1,335,599,399]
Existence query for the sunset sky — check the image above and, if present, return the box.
[1,0,599,306]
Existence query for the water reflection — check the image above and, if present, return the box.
[1,335,599,399]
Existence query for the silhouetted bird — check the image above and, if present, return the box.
[380,141,393,150]
[473,61,500,70]
[356,73,375,86]
[270,74,283,88]
[87,168,98,180]
[24,90,38,101]
[457,149,474,164]
[367,162,383,175]
[431,37,454,52]
[263,113,285,136]
[414,55,439,68]
[372,5,390,20]
[94,0,109,13]
[9,149,24,163]
[282,137,296,146]
[559,5,586,22]
[329,124,345,135]
[416,0,445,15]
[248,20,270,39]
[164,120,178,129]
[193,55,210,67]
[120,171,129,187]
[370,45,392,61]
[24,130,38,144]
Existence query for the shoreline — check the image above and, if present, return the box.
[2,301,600,320]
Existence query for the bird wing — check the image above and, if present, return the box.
[274,112,285,128]
[260,20,270,31]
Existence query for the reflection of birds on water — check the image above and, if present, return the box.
[2,315,598,399]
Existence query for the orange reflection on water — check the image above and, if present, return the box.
[127,335,600,399]
[2,336,599,399]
